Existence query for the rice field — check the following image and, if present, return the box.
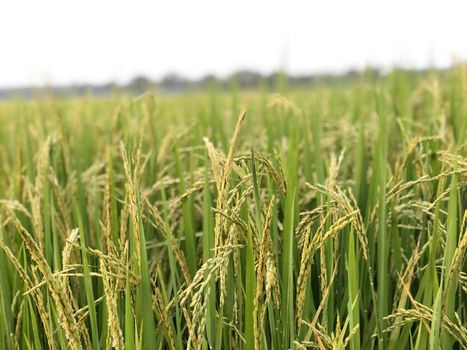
[0,68,465,350]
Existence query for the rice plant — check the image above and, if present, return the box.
[0,68,465,349]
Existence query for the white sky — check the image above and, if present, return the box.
[1,0,466,87]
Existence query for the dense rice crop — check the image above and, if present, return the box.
[0,69,465,350]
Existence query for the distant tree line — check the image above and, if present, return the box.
[0,67,448,99]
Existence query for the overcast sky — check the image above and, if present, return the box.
[1,0,466,87]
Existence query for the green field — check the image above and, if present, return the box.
[0,69,465,349]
